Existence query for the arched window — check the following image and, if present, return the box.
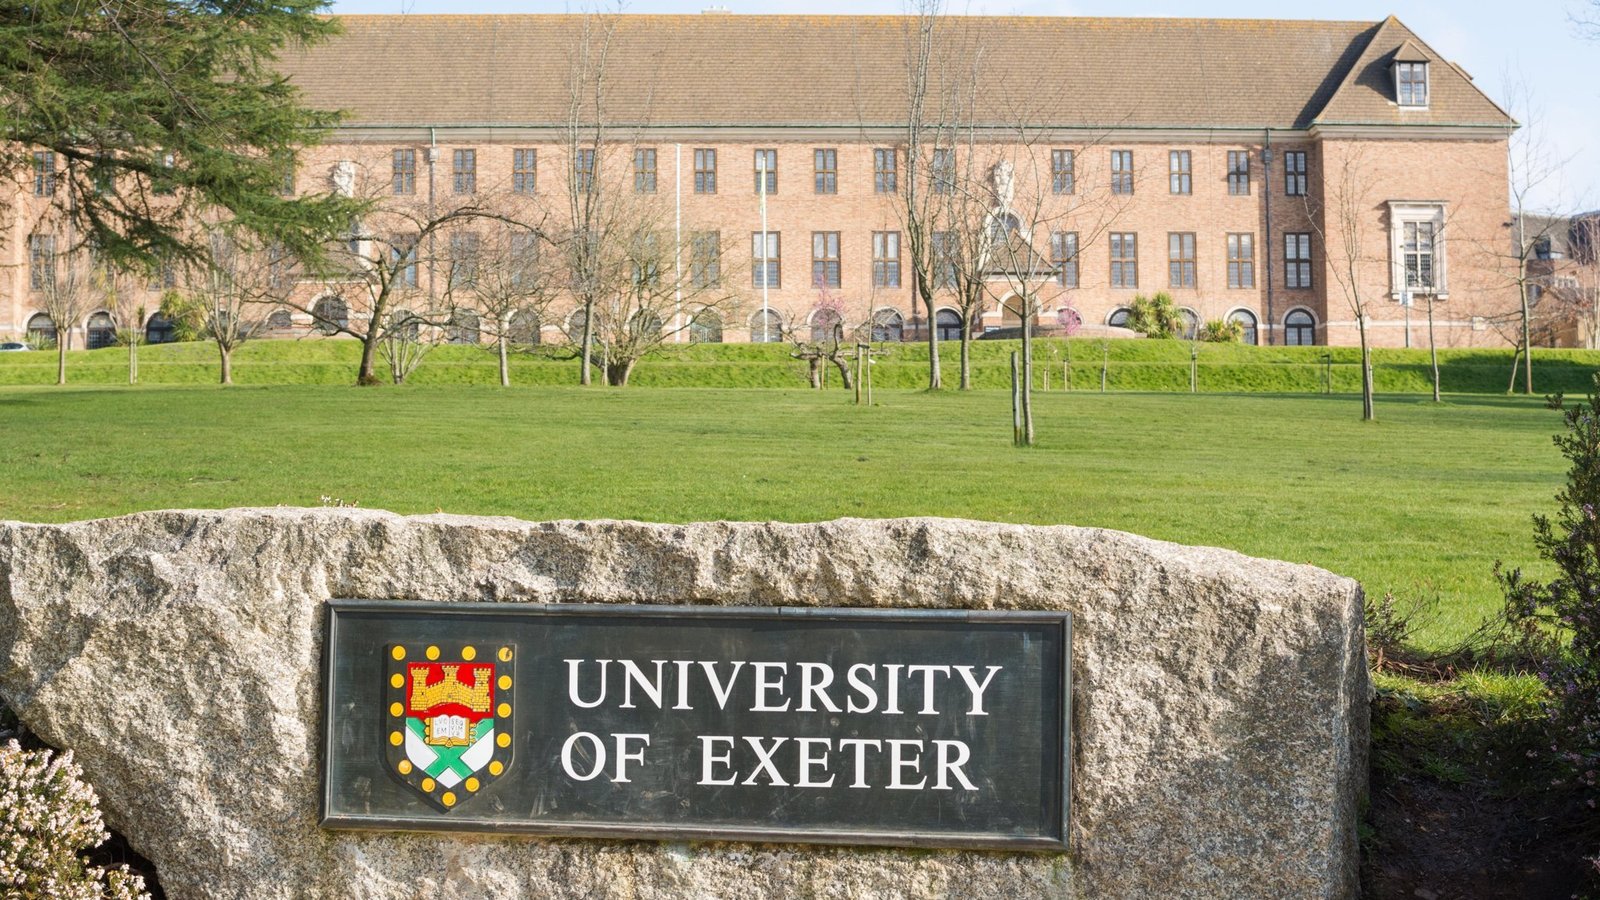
[1178,307,1200,341]
[871,308,904,343]
[265,309,293,333]
[809,307,842,343]
[988,211,1022,243]
[630,311,664,338]
[145,313,178,345]
[750,309,783,343]
[1285,309,1316,346]
[935,308,963,341]
[311,296,347,335]
[1107,307,1132,329]
[1000,297,1028,326]
[509,309,541,345]
[1057,307,1083,335]
[448,308,480,344]
[26,313,57,347]
[388,308,420,342]
[86,312,117,349]
[566,308,589,341]
[1228,309,1259,346]
[690,309,723,344]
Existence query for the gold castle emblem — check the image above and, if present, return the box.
[408,664,493,714]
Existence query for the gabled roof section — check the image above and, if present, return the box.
[280,14,1400,131]
[1312,16,1513,128]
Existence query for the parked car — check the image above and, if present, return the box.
[0,341,31,352]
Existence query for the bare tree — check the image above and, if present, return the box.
[1499,76,1575,394]
[278,160,536,386]
[1307,144,1379,421]
[31,242,93,385]
[97,261,146,385]
[474,223,558,387]
[173,227,295,385]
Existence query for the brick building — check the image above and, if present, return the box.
[2,13,1521,349]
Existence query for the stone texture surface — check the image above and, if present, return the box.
[0,508,1366,899]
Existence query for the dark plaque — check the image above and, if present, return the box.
[321,601,1071,850]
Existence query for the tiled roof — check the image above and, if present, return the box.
[276,14,1513,131]
[1313,16,1511,127]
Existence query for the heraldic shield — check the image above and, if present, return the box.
[384,642,514,811]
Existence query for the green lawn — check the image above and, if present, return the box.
[0,382,1569,650]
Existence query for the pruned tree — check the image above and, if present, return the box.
[785,286,859,390]
[96,260,145,385]
[2,0,362,273]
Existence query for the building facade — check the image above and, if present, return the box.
[1,13,1521,349]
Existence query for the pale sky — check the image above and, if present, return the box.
[325,0,1600,212]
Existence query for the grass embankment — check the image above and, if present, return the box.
[0,384,1566,650]
[2,338,1598,393]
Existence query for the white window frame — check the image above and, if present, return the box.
[1387,201,1448,300]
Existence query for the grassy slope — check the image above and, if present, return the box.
[0,383,1565,649]
[2,338,1599,394]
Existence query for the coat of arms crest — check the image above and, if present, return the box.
[384,642,514,810]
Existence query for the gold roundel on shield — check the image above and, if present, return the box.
[498,675,512,690]
[498,647,513,662]
[461,645,477,661]
[489,761,504,776]
[390,645,406,661]
[496,733,510,748]
[465,777,480,792]
[425,645,440,660]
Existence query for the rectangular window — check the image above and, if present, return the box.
[280,156,296,197]
[1168,233,1196,288]
[574,148,596,194]
[33,151,55,197]
[28,234,54,291]
[1051,149,1075,195]
[931,232,956,290]
[1404,222,1437,289]
[1169,150,1191,195]
[634,148,657,193]
[393,149,416,195]
[1110,232,1138,288]
[1052,231,1079,288]
[814,149,837,195]
[932,148,955,194]
[451,149,476,194]
[1111,150,1133,195]
[812,232,841,289]
[509,232,539,289]
[754,149,777,194]
[693,148,717,194]
[872,231,901,288]
[752,231,780,288]
[690,231,721,288]
[1284,151,1307,197]
[448,232,480,289]
[1226,233,1255,289]
[1398,62,1429,107]
[390,235,419,289]
[1285,233,1312,289]
[1228,151,1251,196]
[874,149,897,193]
[513,149,537,194]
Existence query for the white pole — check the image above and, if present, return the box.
[759,153,769,341]
[674,143,683,342]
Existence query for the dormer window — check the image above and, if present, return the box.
[1396,61,1428,107]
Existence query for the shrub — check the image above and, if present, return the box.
[0,740,149,900]
[1201,318,1243,343]
[1125,292,1182,339]
[1496,382,1600,878]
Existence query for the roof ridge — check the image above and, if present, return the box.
[329,12,1382,26]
